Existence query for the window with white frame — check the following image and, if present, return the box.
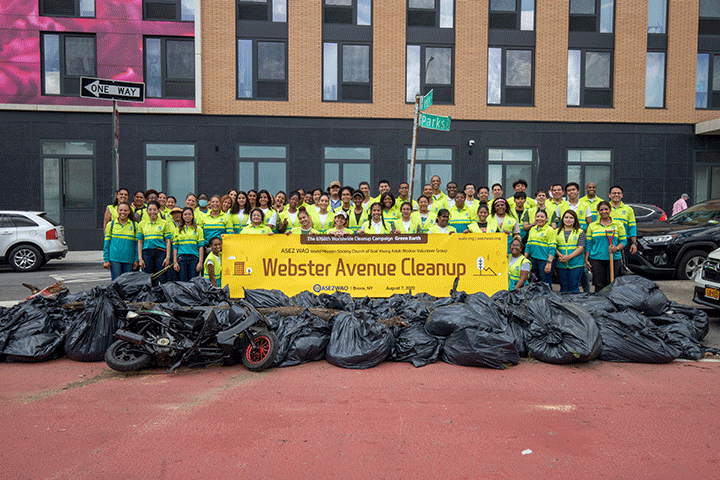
[324,147,372,188]
[238,145,288,194]
[41,33,96,96]
[145,143,196,201]
[407,147,453,194]
[487,148,534,194]
[567,149,611,199]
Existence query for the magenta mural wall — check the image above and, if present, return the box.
[0,0,195,108]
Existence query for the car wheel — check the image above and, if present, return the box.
[8,245,43,272]
[675,250,707,280]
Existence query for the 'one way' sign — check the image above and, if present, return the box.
[80,77,145,103]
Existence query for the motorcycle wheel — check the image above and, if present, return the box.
[105,339,153,372]
[241,330,278,372]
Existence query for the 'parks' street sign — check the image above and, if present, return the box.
[419,112,451,131]
[81,77,145,103]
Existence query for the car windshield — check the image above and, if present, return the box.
[668,203,720,225]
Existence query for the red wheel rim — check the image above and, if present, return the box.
[245,336,271,364]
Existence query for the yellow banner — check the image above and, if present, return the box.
[222,233,508,298]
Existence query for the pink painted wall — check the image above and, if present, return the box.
[0,0,195,108]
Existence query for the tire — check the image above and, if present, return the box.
[105,339,153,372]
[8,245,43,272]
[241,330,278,372]
[675,250,707,280]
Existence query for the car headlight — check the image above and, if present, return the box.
[642,234,676,245]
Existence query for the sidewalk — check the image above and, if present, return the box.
[59,251,104,263]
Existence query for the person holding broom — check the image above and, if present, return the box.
[585,201,626,292]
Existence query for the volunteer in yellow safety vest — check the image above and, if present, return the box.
[359,202,393,234]
[427,208,456,234]
[580,182,604,223]
[277,191,303,233]
[103,187,131,230]
[416,195,436,232]
[327,211,352,236]
[585,201,626,291]
[608,185,637,255]
[393,201,423,234]
[448,191,477,232]
[240,208,274,235]
[204,236,222,288]
[287,208,320,235]
[310,193,335,233]
[508,238,532,290]
[555,210,586,293]
[525,210,557,287]
[488,198,520,254]
[465,203,491,233]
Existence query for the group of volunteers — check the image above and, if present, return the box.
[101,176,636,294]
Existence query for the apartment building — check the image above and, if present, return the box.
[1,0,719,248]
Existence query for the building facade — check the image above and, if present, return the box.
[1,0,719,249]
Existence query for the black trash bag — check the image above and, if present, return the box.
[441,327,519,369]
[272,311,332,367]
[523,299,602,364]
[64,287,123,362]
[111,271,152,301]
[558,292,618,317]
[492,282,561,321]
[291,291,320,308]
[317,291,355,311]
[655,322,705,360]
[390,321,443,367]
[2,304,66,362]
[243,289,293,308]
[595,310,679,363]
[432,291,467,309]
[159,281,209,307]
[600,276,669,316]
[425,303,480,338]
[651,302,709,342]
[188,276,229,305]
[464,292,527,355]
[394,298,433,324]
[326,311,393,369]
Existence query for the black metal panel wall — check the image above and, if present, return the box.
[0,110,716,250]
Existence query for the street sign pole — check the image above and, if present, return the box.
[80,77,144,198]
[409,94,421,201]
[112,100,119,193]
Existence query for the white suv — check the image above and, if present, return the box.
[693,247,720,309]
[0,211,68,272]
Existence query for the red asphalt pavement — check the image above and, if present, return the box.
[1,358,718,480]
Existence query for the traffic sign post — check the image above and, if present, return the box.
[409,90,450,200]
[80,77,145,193]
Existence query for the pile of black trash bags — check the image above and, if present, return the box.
[1,272,717,369]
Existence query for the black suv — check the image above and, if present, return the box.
[628,199,720,280]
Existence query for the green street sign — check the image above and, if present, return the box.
[419,112,451,131]
[421,90,433,111]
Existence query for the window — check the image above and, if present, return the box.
[324,147,372,187]
[489,0,534,31]
[145,37,195,99]
[238,0,287,21]
[238,145,288,194]
[647,0,667,34]
[324,0,371,25]
[645,51,665,108]
[406,45,453,103]
[323,0,373,102]
[145,143,196,201]
[487,48,533,105]
[407,0,454,28]
[39,0,94,17]
[567,49,612,107]
[406,0,454,104]
[42,141,95,222]
[143,0,194,21]
[236,0,288,101]
[645,0,667,108]
[696,53,720,109]
[407,147,452,192]
[569,0,614,33]
[41,33,96,96]
[567,150,611,199]
[694,153,720,203]
[699,0,720,36]
[487,149,534,193]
